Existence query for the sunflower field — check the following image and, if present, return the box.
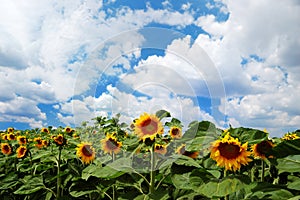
[1,110,300,200]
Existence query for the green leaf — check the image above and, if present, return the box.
[69,181,99,197]
[268,139,300,158]
[230,127,268,144]
[171,173,192,190]
[155,110,171,120]
[288,195,300,200]
[14,176,44,195]
[185,136,215,151]
[245,182,294,199]
[277,155,300,173]
[287,175,300,191]
[194,176,245,198]
[173,155,201,168]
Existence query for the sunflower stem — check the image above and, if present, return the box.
[112,152,116,200]
[149,145,156,194]
[224,170,229,200]
[261,159,265,182]
[56,146,62,198]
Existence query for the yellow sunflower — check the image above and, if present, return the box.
[154,144,167,155]
[8,133,16,141]
[169,126,182,139]
[134,113,164,141]
[17,136,27,145]
[210,133,252,171]
[7,127,14,133]
[54,134,66,146]
[16,146,28,158]
[64,126,72,133]
[42,140,49,147]
[34,137,44,149]
[2,134,8,140]
[41,127,49,134]
[176,144,199,159]
[76,142,96,164]
[252,140,275,160]
[1,143,12,155]
[101,135,122,155]
[282,133,299,140]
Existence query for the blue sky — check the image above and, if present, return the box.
[0,0,299,137]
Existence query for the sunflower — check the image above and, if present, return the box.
[34,137,44,149]
[7,127,14,133]
[210,133,252,171]
[2,134,8,140]
[17,136,27,145]
[76,142,96,164]
[282,133,300,140]
[169,126,182,139]
[154,144,167,155]
[16,146,28,158]
[252,140,275,160]
[53,134,66,146]
[8,133,16,141]
[176,144,199,159]
[64,126,72,133]
[41,127,49,134]
[134,113,164,141]
[101,135,122,155]
[42,140,49,147]
[1,143,12,155]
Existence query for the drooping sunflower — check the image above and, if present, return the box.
[210,133,252,171]
[101,135,122,155]
[34,137,44,149]
[169,126,182,139]
[17,136,27,145]
[41,127,49,134]
[134,113,164,141]
[76,142,96,164]
[16,146,28,158]
[154,144,167,155]
[176,144,199,159]
[1,143,12,155]
[282,133,300,140]
[252,140,275,160]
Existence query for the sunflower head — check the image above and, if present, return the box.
[134,113,164,142]
[176,144,199,159]
[7,127,14,133]
[53,134,66,146]
[2,134,8,140]
[101,135,122,155]
[34,137,44,149]
[17,146,28,158]
[169,126,182,139]
[17,136,27,145]
[282,133,300,140]
[8,133,16,141]
[252,140,274,159]
[76,142,96,164]
[154,144,167,155]
[42,140,49,147]
[41,127,49,134]
[210,133,252,171]
[1,143,12,155]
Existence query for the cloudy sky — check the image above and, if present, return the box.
[0,0,299,137]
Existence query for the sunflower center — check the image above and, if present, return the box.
[257,141,272,155]
[140,118,158,135]
[107,138,119,150]
[171,128,180,135]
[19,147,26,154]
[82,145,93,157]
[218,142,241,159]
[3,145,10,152]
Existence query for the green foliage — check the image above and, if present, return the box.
[0,111,299,199]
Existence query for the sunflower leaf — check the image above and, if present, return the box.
[155,110,171,120]
[276,155,300,173]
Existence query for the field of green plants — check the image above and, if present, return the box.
[1,110,300,200]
